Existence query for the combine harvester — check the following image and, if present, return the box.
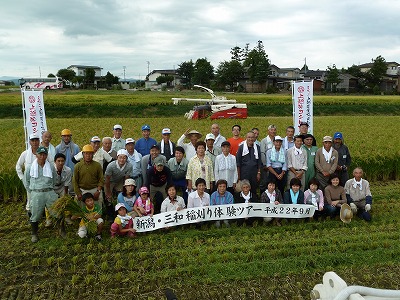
[172,85,247,120]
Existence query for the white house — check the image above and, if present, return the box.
[145,69,181,89]
[67,65,103,77]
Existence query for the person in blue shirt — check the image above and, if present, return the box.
[210,179,234,227]
[135,125,157,156]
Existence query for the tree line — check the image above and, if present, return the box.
[48,40,394,93]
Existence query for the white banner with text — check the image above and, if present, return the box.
[22,90,47,142]
[133,203,316,232]
[293,81,313,134]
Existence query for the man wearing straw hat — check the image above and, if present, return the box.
[177,129,203,160]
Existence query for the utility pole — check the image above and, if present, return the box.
[123,66,126,80]
[146,61,150,75]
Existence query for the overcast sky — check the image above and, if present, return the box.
[1,0,399,79]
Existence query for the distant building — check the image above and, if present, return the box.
[145,69,181,89]
[358,61,400,93]
[67,65,103,77]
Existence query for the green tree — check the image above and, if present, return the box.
[84,68,96,87]
[47,73,55,78]
[347,64,363,78]
[193,58,214,85]
[230,46,244,62]
[364,55,387,92]
[215,60,244,91]
[177,60,194,88]
[105,71,115,87]
[243,40,270,87]
[156,75,174,85]
[56,68,76,82]
[326,64,342,92]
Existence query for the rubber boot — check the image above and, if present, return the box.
[59,220,66,238]
[31,222,39,243]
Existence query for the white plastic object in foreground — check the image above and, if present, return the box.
[310,271,400,300]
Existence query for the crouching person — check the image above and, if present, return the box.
[345,167,372,221]
[210,179,234,228]
[110,203,136,238]
[72,193,104,241]
[24,146,64,243]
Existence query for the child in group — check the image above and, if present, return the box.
[303,178,325,219]
[133,186,154,217]
[117,178,137,216]
[72,192,104,241]
[260,178,283,225]
[110,203,136,238]
[161,184,186,213]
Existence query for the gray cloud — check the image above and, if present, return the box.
[0,0,399,78]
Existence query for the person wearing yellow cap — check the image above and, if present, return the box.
[55,128,80,172]
[73,144,104,207]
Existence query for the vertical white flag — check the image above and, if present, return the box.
[22,90,47,147]
[292,81,313,134]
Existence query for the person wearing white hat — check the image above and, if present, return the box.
[205,133,221,167]
[117,178,137,214]
[110,203,136,238]
[73,136,113,170]
[157,128,176,161]
[286,135,308,191]
[104,149,133,202]
[125,138,143,188]
[265,135,287,196]
[315,136,339,191]
[111,124,125,152]
[16,133,41,213]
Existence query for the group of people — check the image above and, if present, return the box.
[16,122,373,242]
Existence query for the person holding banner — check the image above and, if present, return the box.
[210,179,234,228]
[315,136,339,191]
[161,184,186,213]
[56,129,80,172]
[187,178,210,208]
[283,178,304,205]
[260,178,283,226]
[16,133,40,214]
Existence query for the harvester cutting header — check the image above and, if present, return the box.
[172,85,248,120]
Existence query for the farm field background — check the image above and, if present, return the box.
[1,91,400,299]
[1,90,400,118]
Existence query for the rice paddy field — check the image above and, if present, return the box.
[1,90,400,299]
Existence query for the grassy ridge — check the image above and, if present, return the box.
[1,182,400,299]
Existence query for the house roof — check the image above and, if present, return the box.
[304,70,326,76]
[148,69,178,76]
[67,65,103,69]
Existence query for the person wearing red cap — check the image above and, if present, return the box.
[133,186,154,217]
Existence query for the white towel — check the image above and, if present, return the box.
[322,147,332,163]
[30,159,53,178]
[161,140,174,156]
[352,179,362,190]
[242,142,259,159]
